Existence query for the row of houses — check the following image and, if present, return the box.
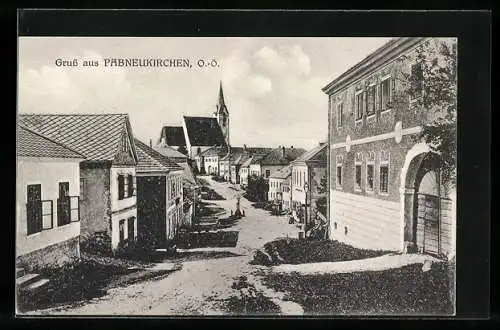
[16,114,197,271]
[267,143,328,224]
[322,37,457,259]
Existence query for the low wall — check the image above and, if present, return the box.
[17,236,80,271]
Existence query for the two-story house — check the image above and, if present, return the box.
[290,142,328,224]
[258,146,306,179]
[323,37,456,258]
[16,124,84,271]
[135,139,185,246]
[268,165,292,212]
[19,114,139,251]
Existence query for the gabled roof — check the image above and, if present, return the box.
[158,126,186,146]
[200,145,229,157]
[17,124,85,159]
[259,147,307,166]
[19,113,138,163]
[183,116,226,147]
[269,165,292,179]
[135,138,183,174]
[250,153,268,165]
[291,143,328,165]
[153,143,188,160]
[241,157,253,168]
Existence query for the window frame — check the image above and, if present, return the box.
[366,84,376,117]
[355,89,364,121]
[354,152,363,192]
[365,151,375,193]
[380,75,392,112]
[119,219,126,243]
[127,217,135,241]
[335,155,343,190]
[337,102,344,128]
[79,178,86,201]
[118,174,125,200]
[379,151,390,196]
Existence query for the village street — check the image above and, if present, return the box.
[33,176,300,315]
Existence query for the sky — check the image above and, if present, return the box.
[18,37,392,150]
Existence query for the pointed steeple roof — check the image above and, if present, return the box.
[218,80,226,108]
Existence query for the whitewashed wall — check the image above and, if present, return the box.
[16,158,81,256]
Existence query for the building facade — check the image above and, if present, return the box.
[268,165,292,211]
[324,37,456,258]
[19,114,139,251]
[16,125,84,270]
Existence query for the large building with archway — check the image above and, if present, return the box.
[323,37,456,259]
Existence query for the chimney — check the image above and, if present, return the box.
[150,139,152,148]
[282,146,286,158]
[291,145,294,149]
[243,144,247,151]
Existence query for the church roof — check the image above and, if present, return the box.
[158,126,186,147]
[183,116,226,147]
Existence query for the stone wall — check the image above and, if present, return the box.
[17,236,80,272]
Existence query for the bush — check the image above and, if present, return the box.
[224,276,281,315]
[80,232,112,256]
[115,231,159,261]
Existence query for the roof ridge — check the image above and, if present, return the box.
[17,124,86,159]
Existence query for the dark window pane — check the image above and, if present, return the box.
[355,165,362,189]
[367,164,374,190]
[118,175,124,200]
[27,184,42,234]
[336,166,342,186]
[380,165,389,193]
[128,217,135,241]
[119,220,125,242]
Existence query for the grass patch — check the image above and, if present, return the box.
[263,260,454,315]
[251,238,389,266]
[220,276,281,315]
[17,253,144,312]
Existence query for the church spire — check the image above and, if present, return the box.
[218,80,226,109]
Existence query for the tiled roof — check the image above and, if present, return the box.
[241,157,253,168]
[183,116,226,147]
[153,143,188,160]
[158,126,186,146]
[260,147,307,166]
[269,165,292,179]
[250,154,268,164]
[291,143,328,164]
[178,162,197,186]
[17,124,85,159]
[19,113,137,162]
[135,139,183,174]
[200,145,228,157]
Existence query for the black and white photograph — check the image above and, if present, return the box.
[15,14,464,316]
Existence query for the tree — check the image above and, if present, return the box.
[397,38,457,188]
[246,174,269,202]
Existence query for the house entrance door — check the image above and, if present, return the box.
[57,182,71,226]
[415,169,441,256]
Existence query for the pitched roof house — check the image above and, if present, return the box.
[19,113,139,251]
[17,124,85,271]
[134,139,186,242]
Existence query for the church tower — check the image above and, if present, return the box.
[215,81,230,146]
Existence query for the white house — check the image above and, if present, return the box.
[16,124,84,270]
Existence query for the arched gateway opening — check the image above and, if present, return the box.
[401,143,450,257]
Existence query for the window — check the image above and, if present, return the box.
[367,85,376,115]
[356,91,364,120]
[79,178,86,201]
[355,165,362,191]
[380,164,389,194]
[266,170,270,178]
[57,182,71,226]
[127,175,134,197]
[366,164,374,192]
[380,77,391,110]
[127,217,135,241]
[118,175,125,200]
[337,103,344,127]
[336,155,343,189]
[119,219,125,242]
[27,184,42,235]
[336,166,342,188]
[410,62,424,99]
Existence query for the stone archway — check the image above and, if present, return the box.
[400,142,438,252]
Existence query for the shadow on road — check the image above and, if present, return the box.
[168,251,244,262]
